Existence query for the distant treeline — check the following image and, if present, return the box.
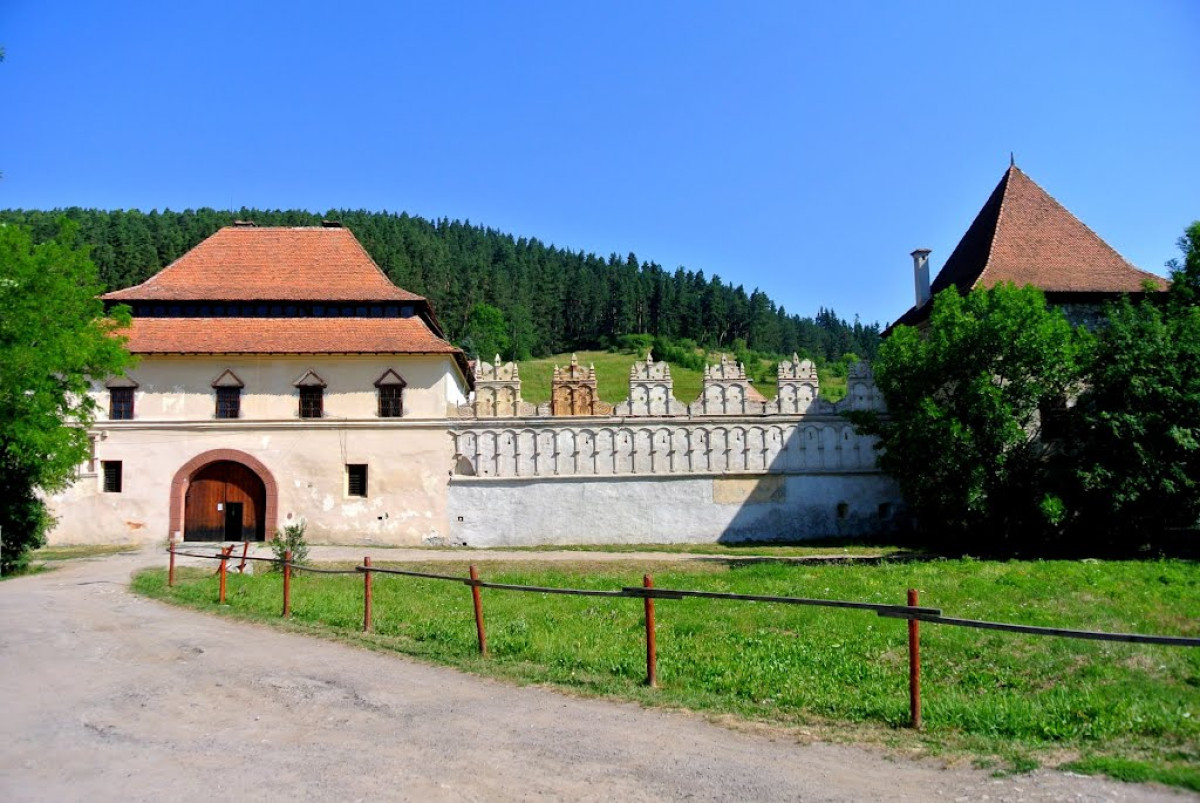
[0,208,880,362]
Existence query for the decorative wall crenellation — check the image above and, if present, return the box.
[451,351,886,420]
[612,352,688,417]
[457,354,537,418]
[548,354,614,416]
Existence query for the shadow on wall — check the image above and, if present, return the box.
[712,426,906,545]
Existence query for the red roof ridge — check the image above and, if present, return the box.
[975,165,1017,289]
[103,225,427,303]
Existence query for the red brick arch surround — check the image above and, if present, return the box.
[168,449,279,541]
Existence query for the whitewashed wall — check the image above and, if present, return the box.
[448,473,901,546]
[447,415,904,545]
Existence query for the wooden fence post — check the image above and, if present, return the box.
[469,564,487,657]
[238,540,249,573]
[168,540,176,587]
[644,574,657,688]
[363,556,373,633]
[908,587,921,729]
[218,551,228,605]
[282,549,292,618]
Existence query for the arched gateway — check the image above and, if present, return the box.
[169,450,278,542]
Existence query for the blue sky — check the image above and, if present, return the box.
[2,1,1197,326]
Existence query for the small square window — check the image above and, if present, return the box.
[378,385,403,418]
[102,461,123,493]
[347,464,368,497]
[299,386,323,418]
[216,387,241,419]
[109,387,134,420]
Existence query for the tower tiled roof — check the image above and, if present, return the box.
[890,166,1167,330]
[102,226,426,303]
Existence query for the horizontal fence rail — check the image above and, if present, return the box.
[165,541,1200,730]
[881,611,1200,647]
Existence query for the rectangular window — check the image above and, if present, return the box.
[216,387,241,419]
[102,461,123,493]
[299,386,323,418]
[109,387,134,420]
[378,385,403,418]
[347,464,368,497]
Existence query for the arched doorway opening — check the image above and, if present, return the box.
[183,460,267,542]
[169,450,277,543]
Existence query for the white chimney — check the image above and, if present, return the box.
[911,249,932,307]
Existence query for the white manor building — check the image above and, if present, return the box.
[50,222,472,546]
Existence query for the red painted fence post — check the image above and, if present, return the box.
[238,540,249,573]
[644,574,657,688]
[363,556,373,633]
[218,551,228,605]
[168,540,176,588]
[908,587,922,729]
[469,564,487,657]
[282,549,292,618]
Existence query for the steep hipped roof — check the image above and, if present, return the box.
[890,166,1167,330]
[932,165,1166,295]
[103,226,426,303]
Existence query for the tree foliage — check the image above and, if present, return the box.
[0,208,881,364]
[460,303,512,361]
[859,223,1200,555]
[852,283,1085,551]
[1069,222,1200,545]
[0,222,134,572]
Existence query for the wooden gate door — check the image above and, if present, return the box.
[184,461,266,542]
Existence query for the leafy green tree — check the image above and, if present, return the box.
[852,284,1085,551]
[1164,221,1200,310]
[1069,223,1200,546]
[459,303,511,361]
[0,222,134,572]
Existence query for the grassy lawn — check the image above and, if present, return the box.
[34,544,141,561]
[133,558,1200,790]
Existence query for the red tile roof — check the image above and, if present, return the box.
[933,166,1167,295]
[103,226,426,303]
[120,317,461,356]
[890,166,1167,331]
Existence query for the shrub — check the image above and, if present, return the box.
[269,519,309,571]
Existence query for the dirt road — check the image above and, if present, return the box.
[0,549,1189,802]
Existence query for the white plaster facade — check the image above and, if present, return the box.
[48,354,468,546]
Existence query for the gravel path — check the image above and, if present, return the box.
[0,549,1190,802]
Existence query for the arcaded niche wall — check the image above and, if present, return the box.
[451,417,880,479]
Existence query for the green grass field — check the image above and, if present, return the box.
[514,350,846,406]
[134,557,1200,789]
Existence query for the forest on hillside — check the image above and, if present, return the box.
[0,208,880,363]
